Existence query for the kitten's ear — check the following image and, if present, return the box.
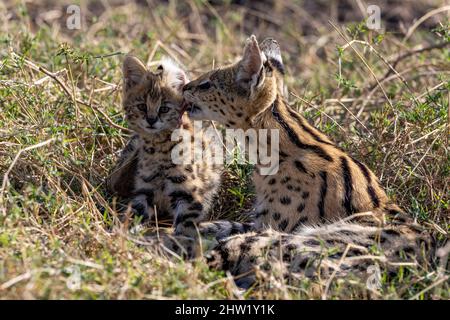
[260,38,285,75]
[237,35,266,90]
[159,58,188,92]
[123,55,147,89]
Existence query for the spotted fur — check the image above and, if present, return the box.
[183,36,400,230]
[108,56,225,237]
[206,212,432,287]
[182,36,432,282]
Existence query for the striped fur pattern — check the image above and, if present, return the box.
[206,212,431,287]
[182,36,432,281]
[183,35,399,232]
[109,56,224,237]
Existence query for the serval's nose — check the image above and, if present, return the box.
[146,116,158,126]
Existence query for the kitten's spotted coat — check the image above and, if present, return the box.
[108,56,224,237]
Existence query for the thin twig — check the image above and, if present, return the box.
[329,21,394,110]
[290,92,346,133]
[370,42,449,91]
[403,5,450,42]
[37,66,131,133]
[409,275,449,300]
[11,52,130,133]
[1,138,56,216]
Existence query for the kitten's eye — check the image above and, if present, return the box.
[137,104,147,112]
[159,106,170,114]
[198,80,211,90]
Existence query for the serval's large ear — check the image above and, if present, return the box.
[260,38,286,96]
[260,38,284,75]
[123,55,147,90]
[237,35,266,92]
[157,58,188,92]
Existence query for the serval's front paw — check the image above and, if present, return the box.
[174,220,199,238]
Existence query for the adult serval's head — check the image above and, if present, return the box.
[182,35,285,128]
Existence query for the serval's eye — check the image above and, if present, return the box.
[198,80,211,90]
[137,103,147,112]
[159,106,170,114]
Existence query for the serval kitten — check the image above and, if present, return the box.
[182,36,432,282]
[109,55,224,237]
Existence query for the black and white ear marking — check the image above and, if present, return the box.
[159,58,188,92]
[237,35,266,91]
[260,38,285,75]
[123,55,147,89]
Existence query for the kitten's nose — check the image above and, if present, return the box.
[146,116,158,126]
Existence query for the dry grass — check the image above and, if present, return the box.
[0,0,448,299]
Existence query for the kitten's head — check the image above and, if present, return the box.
[122,56,188,135]
[182,35,285,128]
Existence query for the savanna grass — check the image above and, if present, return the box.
[0,0,448,299]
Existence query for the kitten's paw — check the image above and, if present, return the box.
[130,194,153,219]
